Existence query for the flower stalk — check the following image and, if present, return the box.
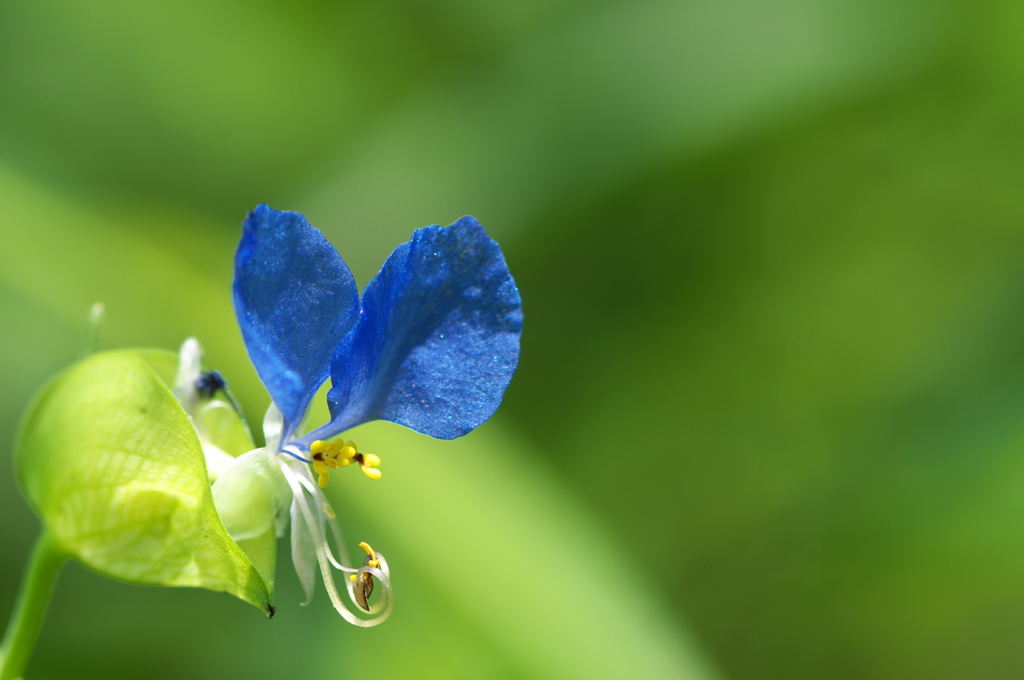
[0,532,67,680]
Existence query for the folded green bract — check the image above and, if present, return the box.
[14,349,273,616]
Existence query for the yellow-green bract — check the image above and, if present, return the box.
[14,349,273,616]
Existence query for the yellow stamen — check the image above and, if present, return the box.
[308,438,383,485]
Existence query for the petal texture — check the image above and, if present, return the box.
[307,216,522,442]
[233,205,360,440]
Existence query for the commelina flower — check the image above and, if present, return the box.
[180,204,522,625]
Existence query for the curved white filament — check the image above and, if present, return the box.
[279,457,393,626]
[292,471,352,571]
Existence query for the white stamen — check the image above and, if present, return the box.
[292,469,353,572]
[278,457,392,626]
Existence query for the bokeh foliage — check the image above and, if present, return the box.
[2,0,1024,678]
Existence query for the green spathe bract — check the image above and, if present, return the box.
[14,349,272,615]
[212,447,290,598]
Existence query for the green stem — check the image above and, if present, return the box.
[0,533,66,680]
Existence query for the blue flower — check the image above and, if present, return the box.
[233,203,523,457]
[219,204,522,624]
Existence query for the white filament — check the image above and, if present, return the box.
[278,457,392,626]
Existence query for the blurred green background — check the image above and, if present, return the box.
[2,0,1024,678]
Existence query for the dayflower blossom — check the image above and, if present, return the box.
[178,204,522,625]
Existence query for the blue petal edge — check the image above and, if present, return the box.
[301,216,522,444]
[233,204,360,442]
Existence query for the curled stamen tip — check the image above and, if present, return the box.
[353,575,374,612]
[352,542,380,612]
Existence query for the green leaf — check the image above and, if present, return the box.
[14,349,272,616]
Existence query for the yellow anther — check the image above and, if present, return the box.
[357,542,380,567]
[349,574,358,582]
[311,439,346,487]
[309,438,382,485]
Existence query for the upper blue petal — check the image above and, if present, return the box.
[302,216,522,443]
[233,204,360,442]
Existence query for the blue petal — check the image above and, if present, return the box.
[303,216,522,443]
[233,205,360,441]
